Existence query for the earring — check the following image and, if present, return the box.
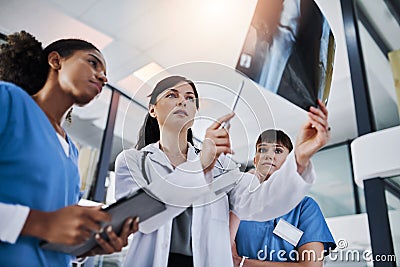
[66,107,73,124]
[149,110,156,118]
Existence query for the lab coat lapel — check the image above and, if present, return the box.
[143,142,174,172]
[143,142,200,172]
[187,143,200,161]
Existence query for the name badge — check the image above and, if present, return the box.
[273,218,303,246]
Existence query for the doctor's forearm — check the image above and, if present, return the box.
[295,149,310,175]
[21,209,49,240]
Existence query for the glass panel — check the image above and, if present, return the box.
[102,93,148,205]
[358,186,366,213]
[91,92,147,267]
[385,179,400,266]
[63,86,112,200]
[93,247,130,267]
[357,22,400,130]
[309,144,356,217]
[388,176,400,188]
[356,0,400,130]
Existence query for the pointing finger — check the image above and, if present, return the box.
[209,112,235,130]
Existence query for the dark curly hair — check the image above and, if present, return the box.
[0,31,46,95]
[0,30,100,95]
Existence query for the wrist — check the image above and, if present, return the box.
[294,150,309,174]
[239,256,248,267]
[21,210,49,241]
[72,256,89,267]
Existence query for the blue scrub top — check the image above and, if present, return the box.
[236,196,336,262]
[0,82,80,267]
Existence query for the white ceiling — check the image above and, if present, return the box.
[0,0,397,164]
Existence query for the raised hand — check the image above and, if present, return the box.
[295,99,330,174]
[23,204,139,256]
[201,112,235,173]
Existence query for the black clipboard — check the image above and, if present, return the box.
[40,189,166,256]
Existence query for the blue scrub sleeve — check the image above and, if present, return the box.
[297,197,336,254]
[0,83,12,138]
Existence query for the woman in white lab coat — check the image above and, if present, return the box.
[115,76,330,267]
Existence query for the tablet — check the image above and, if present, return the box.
[40,189,166,256]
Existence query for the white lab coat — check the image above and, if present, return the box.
[115,142,316,267]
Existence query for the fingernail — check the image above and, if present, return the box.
[128,218,134,224]
[107,225,112,232]
[95,233,101,239]
[135,217,140,223]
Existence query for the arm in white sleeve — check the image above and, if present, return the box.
[114,150,143,201]
[229,151,316,221]
[0,203,29,243]
[115,149,213,233]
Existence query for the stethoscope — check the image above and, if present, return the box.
[213,156,242,178]
[141,149,242,183]
[193,147,241,177]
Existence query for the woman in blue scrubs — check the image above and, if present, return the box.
[0,31,138,267]
[230,129,336,267]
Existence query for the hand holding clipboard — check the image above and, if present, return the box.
[41,189,165,256]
